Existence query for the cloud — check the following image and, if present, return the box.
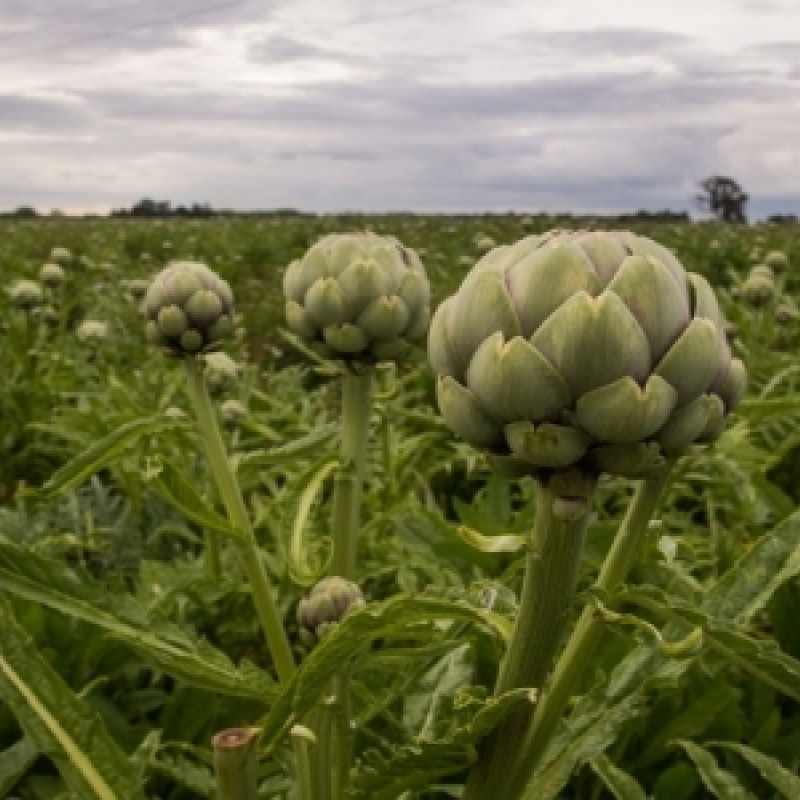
[0,2,798,217]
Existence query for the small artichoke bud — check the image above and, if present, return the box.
[39,262,65,289]
[218,398,247,428]
[775,301,799,325]
[203,352,240,395]
[7,279,43,311]
[76,319,109,344]
[740,273,775,307]
[764,250,789,273]
[297,576,365,647]
[49,246,72,266]
[144,261,234,356]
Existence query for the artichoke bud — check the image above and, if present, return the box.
[219,398,247,428]
[145,261,234,357]
[39,263,65,289]
[764,250,789,273]
[283,232,430,364]
[741,274,775,307]
[203,352,240,395]
[7,279,43,311]
[297,576,365,646]
[428,229,746,479]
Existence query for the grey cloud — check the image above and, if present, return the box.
[0,93,90,130]
[247,34,354,65]
[505,26,692,56]
[0,0,280,61]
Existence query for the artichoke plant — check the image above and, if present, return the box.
[144,261,234,356]
[429,229,746,478]
[283,232,431,363]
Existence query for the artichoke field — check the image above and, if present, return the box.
[1,214,800,800]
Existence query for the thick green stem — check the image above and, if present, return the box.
[330,368,373,579]
[506,466,674,800]
[213,728,259,800]
[183,360,296,684]
[312,369,373,799]
[462,477,593,800]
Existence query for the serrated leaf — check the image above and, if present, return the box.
[590,753,647,800]
[702,511,800,624]
[403,643,474,739]
[456,525,526,554]
[235,422,338,470]
[711,741,800,798]
[524,507,800,798]
[287,455,339,585]
[349,687,532,800]
[146,458,243,541]
[622,586,800,703]
[258,594,510,753]
[0,598,143,800]
[0,537,275,702]
[677,740,756,799]
[34,416,187,498]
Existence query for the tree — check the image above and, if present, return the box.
[696,175,749,223]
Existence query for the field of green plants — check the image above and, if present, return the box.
[1,213,800,799]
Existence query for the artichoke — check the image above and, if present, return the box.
[428,230,746,478]
[39,263,65,289]
[297,576,365,647]
[283,232,430,362]
[7,279,43,311]
[144,261,234,356]
[741,266,775,307]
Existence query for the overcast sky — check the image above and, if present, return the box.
[1,0,798,217]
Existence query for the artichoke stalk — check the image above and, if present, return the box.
[284,232,430,800]
[430,231,746,800]
[145,262,296,686]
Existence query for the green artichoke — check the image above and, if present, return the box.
[297,576,365,647]
[283,232,431,362]
[144,261,234,356]
[39,263,65,289]
[7,279,43,311]
[741,266,775,308]
[428,230,746,478]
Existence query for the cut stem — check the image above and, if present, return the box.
[506,465,674,799]
[213,728,259,800]
[462,477,594,800]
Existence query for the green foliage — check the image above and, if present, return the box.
[0,214,799,797]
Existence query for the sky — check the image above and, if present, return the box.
[1,0,799,218]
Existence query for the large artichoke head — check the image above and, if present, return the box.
[144,261,234,356]
[429,230,747,478]
[283,232,431,363]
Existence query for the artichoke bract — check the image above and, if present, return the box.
[297,576,365,647]
[144,261,234,356]
[283,232,431,362]
[429,230,747,478]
